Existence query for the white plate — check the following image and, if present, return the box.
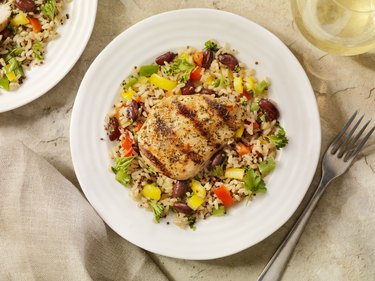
[0,0,97,113]
[70,8,321,260]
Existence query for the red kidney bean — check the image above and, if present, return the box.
[107,117,121,141]
[259,99,279,121]
[15,0,37,13]
[172,180,190,198]
[208,150,226,170]
[173,202,194,215]
[181,80,195,95]
[200,88,215,95]
[202,49,214,69]
[126,100,139,121]
[155,51,177,65]
[218,53,239,71]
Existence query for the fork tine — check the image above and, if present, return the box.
[331,111,358,153]
[345,125,375,162]
[344,119,371,154]
[337,114,364,157]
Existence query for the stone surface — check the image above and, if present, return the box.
[1,0,374,280]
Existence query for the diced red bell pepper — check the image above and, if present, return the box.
[28,16,42,33]
[214,185,235,207]
[193,51,204,67]
[190,66,202,81]
[121,132,134,157]
[239,89,252,101]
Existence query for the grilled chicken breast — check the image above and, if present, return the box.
[138,94,245,180]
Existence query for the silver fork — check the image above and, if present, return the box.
[257,111,375,281]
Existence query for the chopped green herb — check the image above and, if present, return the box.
[240,99,248,106]
[243,169,267,195]
[4,58,24,77]
[163,58,194,83]
[4,47,24,62]
[187,215,197,230]
[42,0,56,21]
[233,65,241,73]
[268,125,288,149]
[32,41,44,60]
[212,205,226,216]
[204,40,220,52]
[254,80,269,95]
[258,114,266,123]
[139,65,159,77]
[211,163,224,177]
[259,156,276,176]
[149,201,165,223]
[111,156,134,186]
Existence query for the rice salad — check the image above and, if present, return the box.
[105,40,288,229]
[0,0,70,91]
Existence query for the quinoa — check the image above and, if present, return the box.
[0,0,70,91]
[105,40,288,229]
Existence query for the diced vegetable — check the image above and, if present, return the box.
[250,101,260,112]
[28,16,42,32]
[212,205,226,216]
[11,13,29,26]
[259,156,276,176]
[235,124,245,138]
[32,41,43,60]
[162,57,194,83]
[267,125,288,149]
[0,77,10,91]
[193,51,203,66]
[111,156,134,187]
[121,133,133,157]
[190,66,201,81]
[254,80,269,95]
[139,65,159,77]
[236,142,252,156]
[191,179,206,198]
[224,167,245,180]
[136,123,143,131]
[124,76,138,90]
[213,78,221,87]
[142,183,161,200]
[4,48,24,63]
[187,195,204,210]
[243,169,267,194]
[149,73,177,90]
[245,77,255,91]
[121,88,135,101]
[233,76,243,93]
[213,185,235,207]
[149,201,165,223]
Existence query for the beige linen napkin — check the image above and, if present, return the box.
[0,141,168,281]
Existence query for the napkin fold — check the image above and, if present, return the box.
[0,141,168,281]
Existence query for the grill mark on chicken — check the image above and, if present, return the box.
[204,97,237,131]
[174,101,211,139]
[139,146,172,177]
[153,115,204,164]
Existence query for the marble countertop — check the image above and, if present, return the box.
[1,0,374,280]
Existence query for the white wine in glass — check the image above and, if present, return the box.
[291,0,375,55]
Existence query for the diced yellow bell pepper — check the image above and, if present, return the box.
[187,195,204,210]
[141,184,161,200]
[204,75,214,87]
[224,168,245,180]
[233,76,243,93]
[149,73,177,91]
[11,13,30,26]
[121,88,135,101]
[179,53,189,60]
[4,64,16,82]
[245,77,255,91]
[235,124,245,138]
[191,179,206,198]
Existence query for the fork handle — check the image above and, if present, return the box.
[257,175,331,281]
